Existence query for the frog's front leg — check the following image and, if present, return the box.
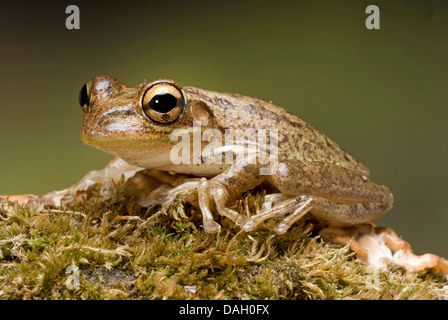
[0,158,127,206]
[40,157,143,207]
[197,161,266,233]
[1,157,139,206]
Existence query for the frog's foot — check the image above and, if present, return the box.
[242,195,313,233]
[197,178,222,233]
[160,178,200,210]
[40,188,79,208]
[197,178,251,233]
[39,182,104,208]
[320,224,448,279]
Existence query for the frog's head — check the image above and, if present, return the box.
[79,75,219,169]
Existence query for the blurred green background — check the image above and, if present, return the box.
[0,0,447,256]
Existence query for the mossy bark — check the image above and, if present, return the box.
[0,186,446,300]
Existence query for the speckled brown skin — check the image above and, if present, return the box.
[78,75,394,233]
[81,75,368,175]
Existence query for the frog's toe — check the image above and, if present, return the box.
[274,222,289,234]
[203,220,221,234]
[242,218,258,232]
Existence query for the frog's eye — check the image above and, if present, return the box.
[79,82,91,113]
[141,82,185,124]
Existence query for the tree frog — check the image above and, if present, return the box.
[11,75,394,235]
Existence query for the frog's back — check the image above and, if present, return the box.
[184,86,370,176]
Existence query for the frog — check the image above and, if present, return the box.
[6,75,394,235]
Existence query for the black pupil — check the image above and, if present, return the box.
[149,94,177,113]
[79,84,89,108]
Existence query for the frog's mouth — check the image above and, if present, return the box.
[80,126,178,169]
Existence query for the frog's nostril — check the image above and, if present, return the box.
[79,83,90,112]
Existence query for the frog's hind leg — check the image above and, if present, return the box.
[243,194,391,234]
[277,195,391,234]
[251,160,394,233]
[272,196,313,234]
[304,196,391,227]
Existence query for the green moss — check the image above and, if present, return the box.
[0,185,446,300]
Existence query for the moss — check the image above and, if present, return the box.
[0,184,446,300]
